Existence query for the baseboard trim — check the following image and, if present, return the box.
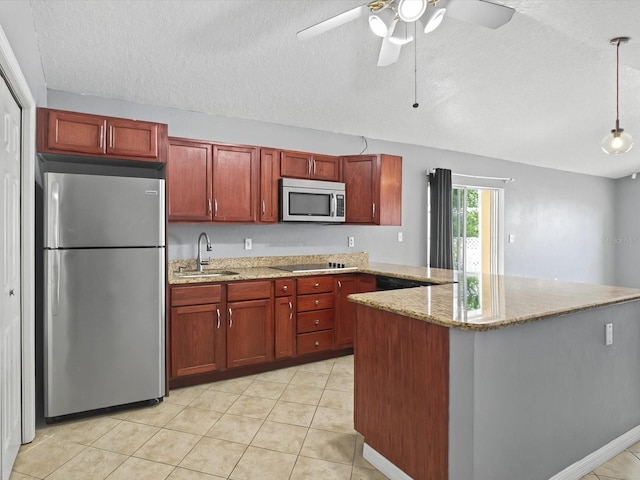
[549,425,640,480]
[363,443,413,480]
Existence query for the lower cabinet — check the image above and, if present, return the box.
[274,279,296,359]
[335,274,377,349]
[170,285,226,377]
[296,276,335,355]
[226,281,274,368]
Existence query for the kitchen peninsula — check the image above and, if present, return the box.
[348,274,640,480]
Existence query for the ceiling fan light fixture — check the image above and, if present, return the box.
[420,6,447,33]
[602,37,633,155]
[389,20,414,45]
[369,9,396,37]
[397,0,427,22]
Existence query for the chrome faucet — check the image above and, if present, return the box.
[196,232,212,271]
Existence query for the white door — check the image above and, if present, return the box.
[0,73,22,480]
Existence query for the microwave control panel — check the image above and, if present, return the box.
[336,194,345,217]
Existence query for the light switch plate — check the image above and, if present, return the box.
[398,232,403,242]
[244,238,252,250]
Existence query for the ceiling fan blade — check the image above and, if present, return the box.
[377,23,402,67]
[297,4,369,41]
[445,0,515,29]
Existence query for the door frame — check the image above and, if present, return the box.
[0,25,36,442]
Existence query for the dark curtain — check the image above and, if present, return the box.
[429,168,453,269]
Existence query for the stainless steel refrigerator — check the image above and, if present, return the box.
[43,172,165,418]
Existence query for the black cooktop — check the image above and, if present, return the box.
[272,263,358,273]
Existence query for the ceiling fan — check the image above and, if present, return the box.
[297,0,515,67]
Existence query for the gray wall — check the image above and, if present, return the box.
[0,2,47,106]
[47,89,617,285]
[614,176,640,288]
[450,301,640,480]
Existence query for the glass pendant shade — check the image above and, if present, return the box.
[369,9,396,37]
[420,6,447,33]
[602,125,633,154]
[397,0,427,22]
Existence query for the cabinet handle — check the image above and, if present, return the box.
[315,300,320,306]
[372,202,376,218]
[282,285,288,292]
[228,307,233,328]
[99,125,105,148]
[314,341,320,346]
[308,158,312,175]
[338,280,342,294]
[313,159,316,175]
[314,283,319,288]
[216,308,220,329]
[208,199,212,215]
[262,200,266,215]
[109,125,113,148]
[314,319,320,325]
[288,301,293,320]
[214,199,218,217]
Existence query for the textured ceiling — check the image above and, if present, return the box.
[29,0,640,178]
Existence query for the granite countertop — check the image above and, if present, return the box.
[348,273,640,331]
[167,254,456,285]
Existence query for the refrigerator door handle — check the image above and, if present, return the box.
[51,250,60,316]
[49,181,60,249]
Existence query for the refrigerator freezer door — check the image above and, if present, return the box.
[44,247,165,418]
[44,172,165,248]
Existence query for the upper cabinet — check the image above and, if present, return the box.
[259,148,280,223]
[167,137,260,223]
[280,150,340,182]
[37,108,168,163]
[342,154,402,226]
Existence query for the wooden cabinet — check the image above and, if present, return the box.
[342,154,402,225]
[170,285,225,378]
[226,281,274,368]
[334,274,377,349]
[37,108,167,163]
[274,279,296,359]
[167,138,259,223]
[259,148,280,223]
[167,139,212,222]
[280,150,340,182]
[296,276,335,355]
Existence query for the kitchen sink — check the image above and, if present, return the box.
[177,270,239,278]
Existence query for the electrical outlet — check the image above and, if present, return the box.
[398,232,403,242]
[348,236,355,248]
[508,234,515,243]
[244,238,252,250]
[605,323,613,345]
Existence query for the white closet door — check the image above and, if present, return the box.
[0,72,22,480]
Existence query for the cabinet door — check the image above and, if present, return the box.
[280,151,311,179]
[311,155,340,181]
[342,155,378,224]
[46,110,107,155]
[260,148,280,223]
[334,275,359,349]
[227,299,274,368]
[213,145,258,222]
[167,139,212,222]
[107,118,159,158]
[170,304,225,378]
[274,296,295,359]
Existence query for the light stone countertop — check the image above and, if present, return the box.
[348,273,640,331]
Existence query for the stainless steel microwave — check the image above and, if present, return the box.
[279,178,346,223]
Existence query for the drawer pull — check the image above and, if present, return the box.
[228,307,233,328]
[216,308,220,329]
[314,300,320,306]
[314,341,320,346]
[289,301,293,320]
[314,319,320,325]
[314,283,320,288]
[282,285,288,292]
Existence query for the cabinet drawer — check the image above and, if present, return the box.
[275,279,295,297]
[227,280,271,301]
[297,276,334,294]
[297,293,334,312]
[297,330,334,355]
[297,310,334,334]
[171,284,222,306]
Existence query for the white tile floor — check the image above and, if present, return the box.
[9,354,640,480]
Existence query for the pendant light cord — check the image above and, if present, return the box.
[616,38,620,124]
[413,22,418,108]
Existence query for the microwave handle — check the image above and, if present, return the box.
[330,193,336,217]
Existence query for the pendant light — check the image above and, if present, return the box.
[602,37,633,155]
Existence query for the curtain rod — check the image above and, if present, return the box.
[428,169,515,184]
